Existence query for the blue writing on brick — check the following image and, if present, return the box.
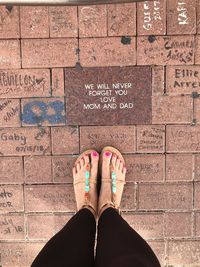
[22,100,65,125]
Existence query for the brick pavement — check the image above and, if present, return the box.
[0,2,200,266]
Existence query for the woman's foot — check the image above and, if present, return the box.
[98,149,126,217]
[73,150,99,218]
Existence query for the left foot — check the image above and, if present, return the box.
[73,150,99,218]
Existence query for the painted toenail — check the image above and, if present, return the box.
[105,151,111,157]
[92,151,98,157]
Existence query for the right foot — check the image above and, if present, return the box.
[98,149,126,217]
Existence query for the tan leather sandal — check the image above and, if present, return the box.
[73,150,98,217]
[98,146,126,217]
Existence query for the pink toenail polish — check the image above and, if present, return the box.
[105,151,111,157]
[92,151,98,157]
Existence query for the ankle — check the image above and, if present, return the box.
[98,202,117,218]
[80,205,97,219]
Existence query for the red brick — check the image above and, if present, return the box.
[168,240,200,265]
[138,183,193,210]
[137,35,194,65]
[25,185,76,212]
[80,126,136,153]
[121,183,136,210]
[124,154,164,182]
[0,127,51,156]
[197,0,200,33]
[79,37,136,67]
[0,99,20,127]
[54,213,72,233]
[166,65,200,94]
[27,214,55,240]
[52,68,64,96]
[0,69,51,98]
[137,0,166,35]
[194,98,200,124]
[0,157,23,184]
[0,242,44,267]
[194,155,200,181]
[146,241,165,267]
[52,155,77,183]
[166,125,200,152]
[152,66,165,95]
[167,0,196,35]
[152,95,193,124]
[79,5,107,37]
[122,212,164,239]
[20,6,49,38]
[0,214,24,240]
[52,126,79,155]
[165,212,192,237]
[24,156,52,184]
[136,125,165,153]
[194,182,200,209]
[0,6,20,38]
[21,98,65,126]
[195,212,200,237]
[21,39,78,68]
[0,40,20,69]
[107,3,136,36]
[49,6,78,37]
[0,185,23,213]
[166,154,193,181]
[195,35,200,64]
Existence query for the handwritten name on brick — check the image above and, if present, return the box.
[0,69,50,98]
[0,127,50,156]
[0,185,23,212]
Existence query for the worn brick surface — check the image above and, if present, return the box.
[24,156,52,184]
[138,183,193,211]
[166,125,200,152]
[136,125,165,153]
[0,242,45,267]
[80,126,136,153]
[0,40,20,69]
[49,6,78,38]
[0,127,51,156]
[0,185,24,213]
[137,0,166,35]
[52,126,79,154]
[22,39,78,68]
[108,3,136,36]
[152,95,193,124]
[0,3,198,265]
[166,65,200,94]
[0,6,20,38]
[52,155,77,183]
[167,0,196,35]
[168,240,200,265]
[52,68,65,96]
[122,213,164,239]
[137,35,194,65]
[0,99,20,127]
[25,185,76,212]
[0,69,51,98]
[166,154,193,181]
[0,157,23,184]
[20,6,49,38]
[165,212,192,237]
[79,37,136,67]
[79,5,107,37]
[0,214,25,240]
[124,154,164,182]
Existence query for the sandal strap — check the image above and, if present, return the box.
[101,178,126,183]
[98,202,121,217]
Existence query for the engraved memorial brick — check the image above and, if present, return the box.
[65,66,152,125]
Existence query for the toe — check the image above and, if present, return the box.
[111,154,117,167]
[73,167,77,176]
[77,162,81,172]
[83,155,90,166]
[116,158,120,169]
[103,151,112,165]
[122,166,127,175]
[80,158,84,168]
[90,151,99,178]
[119,162,123,172]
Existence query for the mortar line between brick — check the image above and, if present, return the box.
[106,4,108,37]
[77,6,80,62]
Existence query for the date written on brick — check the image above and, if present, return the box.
[0,216,23,238]
[0,128,50,156]
[167,66,200,94]
[0,69,50,98]
[22,99,65,126]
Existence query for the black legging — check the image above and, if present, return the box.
[31,208,161,267]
